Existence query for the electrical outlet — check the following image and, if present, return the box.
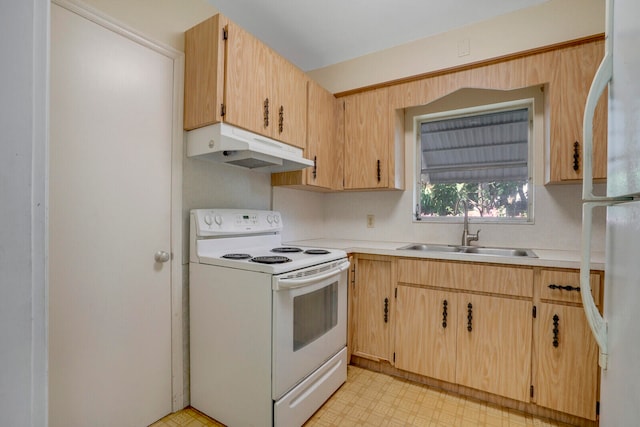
[458,38,470,57]
[367,214,375,228]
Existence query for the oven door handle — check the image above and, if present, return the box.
[275,260,350,290]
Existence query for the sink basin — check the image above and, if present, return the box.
[397,243,537,258]
[397,243,461,253]
[461,247,537,257]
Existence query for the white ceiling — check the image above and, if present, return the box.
[206,0,549,71]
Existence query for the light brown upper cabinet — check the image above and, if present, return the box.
[184,14,227,130]
[271,80,343,190]
[341,37,607,186]
[343,88,404,190]
[547,41,608,183]
[223,18,272,137]
[270,53,308,148]
[184,14,307,149]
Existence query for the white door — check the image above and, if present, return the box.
[49,4,174,426]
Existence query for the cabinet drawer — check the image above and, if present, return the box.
[397,259,456,288]
[398,259,533,298]
[458,263,533,298]
[540,269,601,305]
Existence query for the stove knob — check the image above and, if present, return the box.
[273,215,280,224]
[204,215,213,225]
[266,215,273,224]
[214,215,223,225]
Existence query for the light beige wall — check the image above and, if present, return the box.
[272,187,326,242]
[309,0,605,93]
[78,0,218,51]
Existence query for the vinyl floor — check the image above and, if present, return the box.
[150,365,572,426]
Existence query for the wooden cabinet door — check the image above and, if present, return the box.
[548,40,607,182]
[536,303,599,420]
[456,294,532,402]
[395,286,457,383]
[271,54,307,148]
[305,80,340,189]
[352,258,393,362]
[271,81,342,190]
[184,14,226,130]
[344,88,390,189]
[224,19,272,137]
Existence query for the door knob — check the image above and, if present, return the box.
[154,251,171,263]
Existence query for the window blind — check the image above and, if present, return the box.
[420,108,529,184]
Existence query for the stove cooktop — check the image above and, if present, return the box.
[191,209,346,274]
[197,244,346,274]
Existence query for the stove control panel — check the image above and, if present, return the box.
[192,209,282,236]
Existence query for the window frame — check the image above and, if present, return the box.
[413,98,535,224]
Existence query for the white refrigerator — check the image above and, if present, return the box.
[581,0,640,425]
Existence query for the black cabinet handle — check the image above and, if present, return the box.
[278,105,284,134]
[263,98,269,128]
[573,141,580,172]
[312,156,317,179]
[467,303,473,332]
[548,283,580,292]
[553,314,560,347]
[442,300,448,328]
[377,159,381,182]
[384,298,389,323]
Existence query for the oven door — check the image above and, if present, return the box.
[272,258,349,400]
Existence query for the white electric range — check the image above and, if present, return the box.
[189,209,349,427]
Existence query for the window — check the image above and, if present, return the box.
[415,100,533,222]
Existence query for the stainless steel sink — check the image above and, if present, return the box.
[460,247,537,257]
[397,243,461,253]
[397,243,537,258]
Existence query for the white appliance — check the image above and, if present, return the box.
[580,0,640,424]
[187,122,314,172]
[189,209,349,427]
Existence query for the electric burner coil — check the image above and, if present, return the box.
[250,256,292,264]
[221,253,252,260]
[271,247,303,253]
[304,249,330,255]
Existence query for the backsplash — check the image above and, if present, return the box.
[273,183,607,253]
[182,156,272,264]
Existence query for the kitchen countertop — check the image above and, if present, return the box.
[285,238,606,270]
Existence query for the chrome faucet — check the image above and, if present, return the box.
[455,199,480,246]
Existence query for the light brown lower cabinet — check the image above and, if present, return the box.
[455,293,532,402]
[351,256,394,362]
[353,257,603,423]
[395,286,458,383]
[394,285,532,402]
[534,269,602,421]
[535,303,599,420]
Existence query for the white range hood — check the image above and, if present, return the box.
[186,123,313,173]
